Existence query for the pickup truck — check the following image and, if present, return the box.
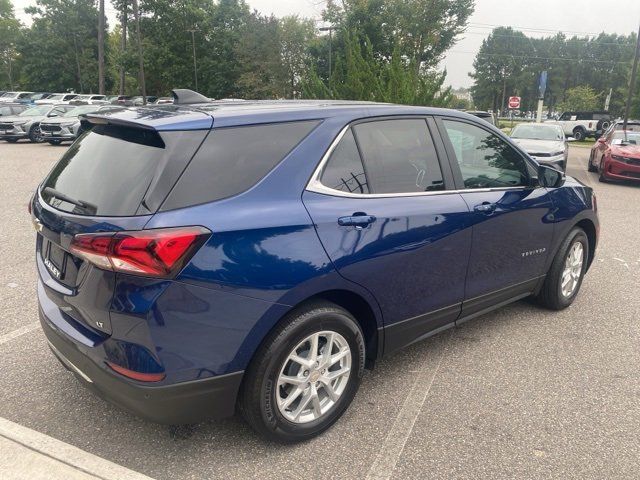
[546,111,612,141]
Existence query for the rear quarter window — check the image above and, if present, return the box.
[161,120,320,211]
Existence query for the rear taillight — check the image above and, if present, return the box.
[106,361,166,382]
[70,226,210,278]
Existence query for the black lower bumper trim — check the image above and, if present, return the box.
[40,309,244,425]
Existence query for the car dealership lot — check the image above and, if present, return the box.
[1,143,639,479]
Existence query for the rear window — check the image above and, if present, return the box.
[41,125,166,216]
[161,120,319,211]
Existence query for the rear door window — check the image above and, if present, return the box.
[161,120,319,210]
[353,119,445,193]
[319,129,369,194]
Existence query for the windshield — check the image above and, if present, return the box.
[1,92,17,99]
[511,124,563,141]
[46,94,64,101]
[19,105,51,116]
[612,132,640,145]
[63,105,97,117]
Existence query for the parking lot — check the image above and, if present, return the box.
[0,142,639,479]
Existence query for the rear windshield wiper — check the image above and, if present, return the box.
[42,187,98,213]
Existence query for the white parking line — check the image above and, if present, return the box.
[0,417,155,480]
[0,322,40,346]
[365,332,451,480]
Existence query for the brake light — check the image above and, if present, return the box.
[70,226,210,278]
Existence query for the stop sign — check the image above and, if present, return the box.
[508,96,521,109]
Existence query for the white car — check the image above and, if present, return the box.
[0,91,33,103]
[68,94,107,105]
[510,123,569,171]
[34,93,78,105]
[545,111,612,141]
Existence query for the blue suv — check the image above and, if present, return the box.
[32,90,598,442]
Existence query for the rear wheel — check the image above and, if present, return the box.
[239,301,365,443]
[572,127,586,141]
[28,125,44,143]
[536,227,588,310]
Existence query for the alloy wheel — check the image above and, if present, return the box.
[561,241,584,297]
[276,330,351,424]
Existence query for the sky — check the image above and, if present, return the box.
[11,0,640,89]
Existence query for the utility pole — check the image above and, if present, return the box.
[132,0,147,104]
[319,25,334,80]
[623,22,640,131]
[119,0,127,96]
[187,29,198,91]
[98,0,105,94]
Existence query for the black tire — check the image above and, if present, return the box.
[536,227,588,310]
[572,127,586,141]
[28,124,44,143]
[239,301,365,443]
[5,138,18,143]
[598,157,608,182]
[47,140,62,145]
[587,151,598,172]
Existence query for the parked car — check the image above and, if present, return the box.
[154,96,174,104]
[35,93,78,105]
[588,129,640,182]
[0,103,28,117]
[0,104,76,143]
[68,94,107,105]
[40,104,123,144]
[109,95,133,104]
[510,123,569,171]
[131,95,159,105]
[546,111,612,141]
[32,91,598,443]
[465,110,496,126]
[0,91,34,103]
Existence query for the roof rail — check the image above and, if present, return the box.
[171,89,210,105]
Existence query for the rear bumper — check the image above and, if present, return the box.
[40,307,244,425]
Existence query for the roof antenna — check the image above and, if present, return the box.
[171,89,210,105]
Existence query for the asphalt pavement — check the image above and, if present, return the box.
[0,142,638,479]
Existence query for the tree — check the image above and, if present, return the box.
[279,15,315,98]
[557,86,600,112]
[17,0,107,93]
[0,0,22,89]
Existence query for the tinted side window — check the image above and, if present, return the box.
[162,121,319,210]
[559,113,571,121]
[320,129,369,194]
[353,119,444,193]
[442,120,529,189]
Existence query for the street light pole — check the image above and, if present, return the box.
[187,29,198,91]
[319,26,334,80]
[623,22,640,131]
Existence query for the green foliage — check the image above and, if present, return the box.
[471,27,636,116]
[557,86,601,112]
[16,0,108,93]
[0,0,22,89]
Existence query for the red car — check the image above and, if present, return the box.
[588,129,640,182]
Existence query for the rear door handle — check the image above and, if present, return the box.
[338,214,377,228]
[473,202,497,214]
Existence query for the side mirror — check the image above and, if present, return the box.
[566,137,576,142]
[537,164,565,188]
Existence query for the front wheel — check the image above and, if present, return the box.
[239,301,365,443]
[598,157,608,182]
[587,151,598,172]
[28,125,44,143]
[536,227,588,310]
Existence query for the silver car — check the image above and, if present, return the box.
[510,123,569,171]
[0,104,76,143]
[39,105,123,144]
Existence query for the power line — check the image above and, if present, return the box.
[467,22,606,37]
[448,50,633,65]
[462,30,636,48]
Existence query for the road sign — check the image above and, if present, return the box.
[538,71,548,99]
[508,96,521,109]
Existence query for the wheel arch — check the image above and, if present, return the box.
[575,218,597,270]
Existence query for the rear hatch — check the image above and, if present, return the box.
[33,114,211,337]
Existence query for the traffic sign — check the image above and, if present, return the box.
[508,96,521,109]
